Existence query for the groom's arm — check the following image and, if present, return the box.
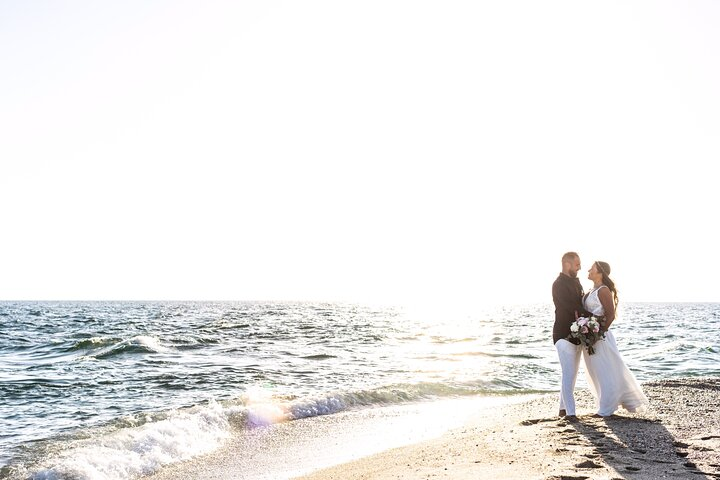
[552,281,581,317]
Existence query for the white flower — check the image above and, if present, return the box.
[570,323,580,333]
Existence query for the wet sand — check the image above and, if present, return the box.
[295,377,720,480]
[146,378,720,479]
[147,395,536,480]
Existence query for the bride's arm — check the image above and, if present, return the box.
[598,287,615,330]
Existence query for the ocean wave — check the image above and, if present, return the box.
[215,322,251,330]
[85,336,171,360]
[629,340,704,360]
[299,354,337,360]
[10,381,539,479]
[21,384,451,478]
[429,336,476,344]
[64,337,118,352]
[239,380,541,427]
[449,351,540,359]
[20,401,230,480]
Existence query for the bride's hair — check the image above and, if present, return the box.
[595,261,619,308]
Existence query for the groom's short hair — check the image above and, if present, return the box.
[562,252,579,263]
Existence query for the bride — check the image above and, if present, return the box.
[583,261,648,417]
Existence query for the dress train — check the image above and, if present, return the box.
[583,330,648,416]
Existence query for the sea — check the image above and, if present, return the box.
[1,301,718,479]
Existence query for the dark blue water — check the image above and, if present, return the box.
[1,301,718,479]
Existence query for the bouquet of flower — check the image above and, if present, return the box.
[568,315,605,355]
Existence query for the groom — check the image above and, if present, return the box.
[552,251,587,419]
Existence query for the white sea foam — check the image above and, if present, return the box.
[240,382,498,429]
[130,335,171,353]
[25,386,460,480]
[29,401,230,480]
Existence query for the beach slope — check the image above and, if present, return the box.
[296,378,720,480]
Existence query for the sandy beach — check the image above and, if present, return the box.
[146,377,720,480]
[295,377,720,480]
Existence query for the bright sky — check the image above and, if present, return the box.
[1,1,718,305]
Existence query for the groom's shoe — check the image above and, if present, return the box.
[565,415,578,422]
[558,409,567,417]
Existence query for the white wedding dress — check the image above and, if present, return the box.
[583,286,648,416]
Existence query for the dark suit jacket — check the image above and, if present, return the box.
[552,273,586,344]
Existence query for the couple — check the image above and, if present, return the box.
[552,251,648,418]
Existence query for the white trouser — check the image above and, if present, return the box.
[555,338,582,415]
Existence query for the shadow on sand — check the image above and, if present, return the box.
[521,380,720,479]
[563,414,717,479]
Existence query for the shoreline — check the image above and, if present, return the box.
[146,394,538,480]
[294,377,720,480]
[142,377,720,480]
